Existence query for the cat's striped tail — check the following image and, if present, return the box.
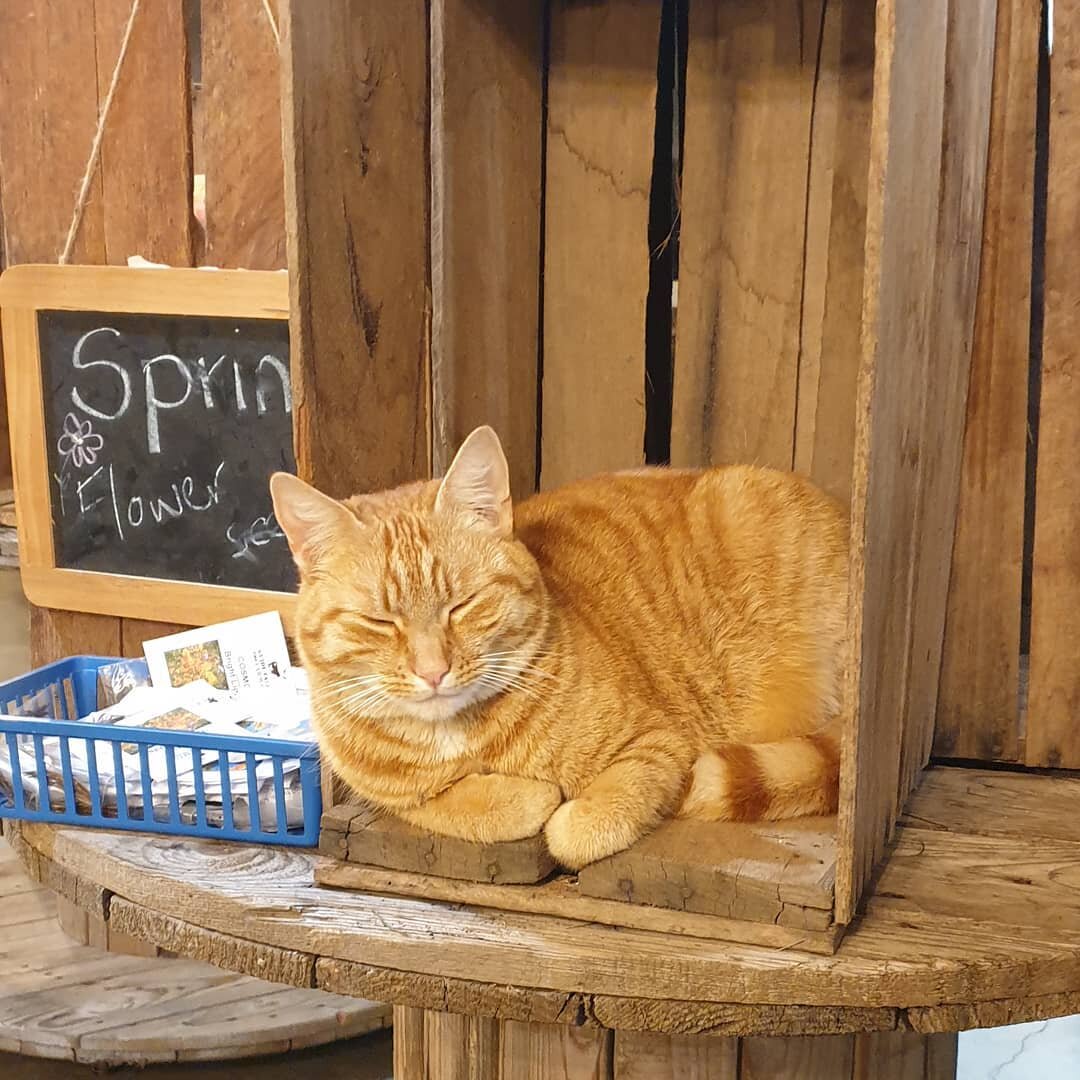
[678,720,841,822]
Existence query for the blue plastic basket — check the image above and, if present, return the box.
[0,656,321,846]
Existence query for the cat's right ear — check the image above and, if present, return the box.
[270,473,358,575]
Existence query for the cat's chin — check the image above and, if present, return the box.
[392,683,493,724]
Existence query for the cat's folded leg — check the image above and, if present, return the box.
[395,773,562,844]
[543,739,690,869]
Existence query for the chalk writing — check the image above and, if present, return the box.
[227,513,286,563]
[56,412,104,470]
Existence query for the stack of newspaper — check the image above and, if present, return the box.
[0,612,316,831]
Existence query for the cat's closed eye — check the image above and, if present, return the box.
[356,613,397,634]
[446,594,480,622]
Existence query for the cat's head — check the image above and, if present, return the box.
[270,427,547,725]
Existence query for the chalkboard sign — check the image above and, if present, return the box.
[0,265,299,627]
[40,309,296,590]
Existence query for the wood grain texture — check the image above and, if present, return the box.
[793,0,876,504]
[897,0,996,802]
[325,804,556,885]
[614,1030,737,1079]
[281,0,430,498]
[430,0,543,498]
[202,0,287,270]
[739,1035,854,1079]
[935,0,1040,764]
[1027,0,1080,767]
[835,0,948,924]
[0,838,389,1064]
[672,0,826,472]
[539,0,659,488]
[852,1031,957,1080]
[315,861,841,955]
[24,765,1080,1031]
[576,816,834,930]
[501,1021,612,1080]
[93,0,194,266]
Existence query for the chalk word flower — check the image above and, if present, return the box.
[57,412,104,469]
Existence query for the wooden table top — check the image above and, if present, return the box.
[9,765,1080,1038]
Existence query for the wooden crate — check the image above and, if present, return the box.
[281,0,997,941]
[0,0,1001,947]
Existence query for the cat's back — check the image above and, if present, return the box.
[515,464,847,592]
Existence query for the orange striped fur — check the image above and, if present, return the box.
[271,427,847,869]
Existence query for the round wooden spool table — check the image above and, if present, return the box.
[9,764,1080,1079]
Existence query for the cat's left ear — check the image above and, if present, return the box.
[435,426,513,537]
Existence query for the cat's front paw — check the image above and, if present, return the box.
[544,798,639,869]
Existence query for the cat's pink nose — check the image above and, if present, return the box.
[415,664,449,689]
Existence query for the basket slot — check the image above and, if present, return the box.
[31,733,51,812]
[244,754,262,835]
[5,730,24,811]
[272,757,287,836]
[4,700,15,715]
[191,745,206,828]
[49,683,63,720]
[164,744,181,826]
[58,735,76,814]
[137,745,152,822]
[62,678,77,720]
[84,736,102,817]
[219,750,234,831]
[112,742,128,822]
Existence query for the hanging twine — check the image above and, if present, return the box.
[59,0,143,264]
[261,0,281,48]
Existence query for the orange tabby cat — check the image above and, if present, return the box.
[271,427,847,869]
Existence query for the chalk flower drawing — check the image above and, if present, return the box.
[57,412,104,469]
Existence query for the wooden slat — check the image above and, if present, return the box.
[900,767,1080,842]
[935,0,1040,763]
[793,0,876,504]
[835,0,948,924]
[672,0,827,472]
[896,0,997,801]
[1027,0,1080,767]
[739,1035,854,1079]
[539,0,659,488]
[852,1031,958,1080]
[613,1031,738,1079]
[94,0,194,267]
[501,1021,612,1080]
[201,0,287,270]
[429,0,543,498]
[281,0,430,497]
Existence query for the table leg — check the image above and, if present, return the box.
[392,1007,959,1079]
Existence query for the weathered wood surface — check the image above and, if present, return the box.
[18,767,1080,1037]
[836,0,949,925]
[281,0,430,497]
[896,0,996,808]
[539,0,659,488]
[935,0,1040,764]
[672,0,872,492]
[202,0,287,270]
[321,804,556,885]
[0,837,388,1064]
[613,1030,738,1078]
[1027,0,1080,768]
[576,816,834,930]
[315,861,841,956]
[429,0,544,498]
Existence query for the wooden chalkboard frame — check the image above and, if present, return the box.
[0,264,298,628]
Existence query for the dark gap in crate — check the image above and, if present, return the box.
[643,0,685,466]
[1018,0,1051,733]
[534,0,553,492]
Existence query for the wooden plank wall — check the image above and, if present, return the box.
[0,0,193,665]
[935,0,1040,764]
[1027,0,1080,768]
[429,1,544,500]
[281,0,430,499]
[538,0,660,489]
